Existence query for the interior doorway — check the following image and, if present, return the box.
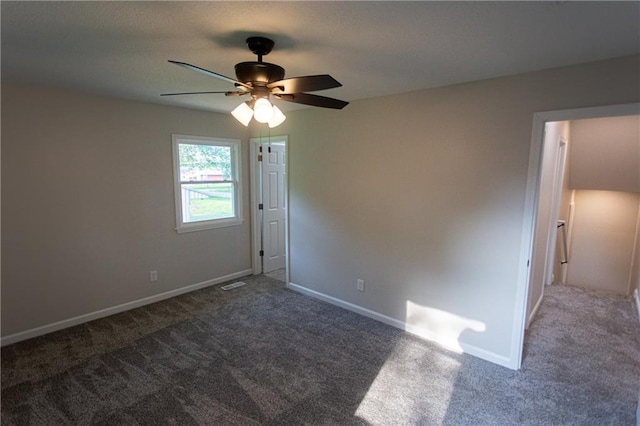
[512,102,640,370]
[525,121,569,329]
[250,135,289,284]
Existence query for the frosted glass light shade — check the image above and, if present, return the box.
[268,105,286,128]
[231,102,253,126]
[253,98,274,123]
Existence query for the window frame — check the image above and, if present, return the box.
[172,134,243,233]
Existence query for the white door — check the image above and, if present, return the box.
[261,144,286,273]
[544,138,568,285]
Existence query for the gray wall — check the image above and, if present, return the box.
[3,55,639,367]
[279,55,639,365]
[2,82,252,337]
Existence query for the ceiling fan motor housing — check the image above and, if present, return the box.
[235,62,285,85]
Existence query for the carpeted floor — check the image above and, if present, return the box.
[264,268,286,283]
[1,276,638,425]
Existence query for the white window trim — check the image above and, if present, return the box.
[172,134,243,233]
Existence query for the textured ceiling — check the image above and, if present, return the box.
[2,1,639,114]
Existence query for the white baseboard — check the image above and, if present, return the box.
[634,289,640,322]
[526,293,544,330]
[287,282,513,369]
[1,269,253,347]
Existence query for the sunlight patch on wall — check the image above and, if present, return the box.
[405,301,486,352]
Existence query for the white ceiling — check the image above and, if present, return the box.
[2,1,639,114]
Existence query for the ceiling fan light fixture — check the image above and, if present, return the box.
[231,102,253,126]
[166,37,348,126]
[253,98,274,123]
[268,105,286,128]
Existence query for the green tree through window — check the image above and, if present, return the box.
[172,135,243,233]
[178,143,231,180]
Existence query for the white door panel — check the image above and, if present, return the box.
[262,144,286,272]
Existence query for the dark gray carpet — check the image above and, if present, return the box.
[1,276,638,425]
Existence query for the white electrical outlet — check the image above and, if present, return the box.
[357,279,365,292]
[149,270,158,282]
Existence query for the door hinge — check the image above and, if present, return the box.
[527,260,530,267]
[268,146,272,153]
[258,203,263,210]
[258,155,262,162]
[259,250,264,257]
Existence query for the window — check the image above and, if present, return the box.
[172,134,243,233]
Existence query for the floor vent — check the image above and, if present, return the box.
[220,281,247,291]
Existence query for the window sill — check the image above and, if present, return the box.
[175,218,244,234]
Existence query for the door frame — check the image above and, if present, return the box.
[250,135,289,283]
[511,102,640,370]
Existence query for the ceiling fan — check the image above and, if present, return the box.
[162,36,349,127]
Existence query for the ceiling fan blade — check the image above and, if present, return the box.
[268,75,342,94]
[168,60,252,90]
[160,91,248,97]
[275,93,349,109]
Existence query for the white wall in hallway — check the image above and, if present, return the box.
[567,190,640,295]
[563,114,640,295]
[632,206,640,296]
[570,115,640,193]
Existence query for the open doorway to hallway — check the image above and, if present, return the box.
[250,136,289,284]
[527,113,640,326]
[513,102,640,369]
